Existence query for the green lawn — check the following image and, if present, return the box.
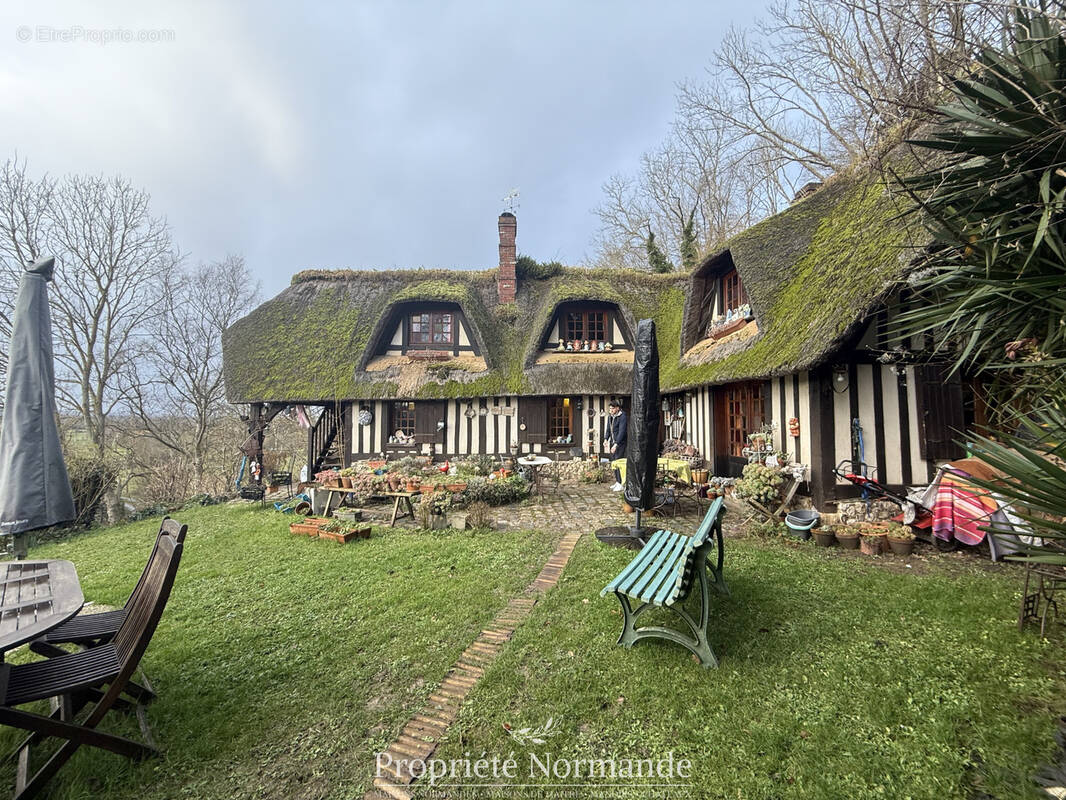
[0,505,559,799]
[2,505,1064,800]
[434,535,1066,799]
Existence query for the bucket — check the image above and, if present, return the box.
[785,509,820,540]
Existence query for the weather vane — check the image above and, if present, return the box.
[502,188,520,213]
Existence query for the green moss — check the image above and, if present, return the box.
[223,166,920,403]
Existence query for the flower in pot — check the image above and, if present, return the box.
[406,477,421,492]
[835,525,860,550]
[813,526,836,548]
[886,524,916,555]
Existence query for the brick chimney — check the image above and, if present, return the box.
[497,212,517,304]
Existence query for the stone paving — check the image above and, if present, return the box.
[354,481,743,536]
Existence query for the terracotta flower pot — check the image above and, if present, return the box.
[406,480,420,492]
[860,536,882,556]
[341,476,353,489]
[888,537,914,556]
[622,501,634,513]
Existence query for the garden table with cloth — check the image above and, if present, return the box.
[611,457,693,486]
[0,559,83,661]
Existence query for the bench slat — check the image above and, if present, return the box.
[654,544,694,606]
[637,535,692,603]
[691,497,723,547]
[617,532,678,597]
[599,530,668,597]
[626,532,683,600]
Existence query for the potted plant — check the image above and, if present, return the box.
[416,491,450,529]
[886,524,916,555]
[340,467,355,489]
[861,522,889,553]
[835,525,860,550]
[405,476,421,493]
[813,526,836,548]
[860,531,883,556]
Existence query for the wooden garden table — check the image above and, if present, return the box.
[0,559,83,659]
[317,485,359,517]
[382,490,421,527]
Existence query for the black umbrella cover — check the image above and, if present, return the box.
[0,257,76,536]
[624,318,660,511]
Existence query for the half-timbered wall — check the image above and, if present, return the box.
[666,363,955,509]
[345,395,631,460]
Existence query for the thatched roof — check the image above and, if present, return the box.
[222,162,920,404]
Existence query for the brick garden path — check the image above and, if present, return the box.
[366,485,729,799]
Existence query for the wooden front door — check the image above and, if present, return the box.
[713,381,766,476]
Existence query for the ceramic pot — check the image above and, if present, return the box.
[813,530,836,548]
[860,536,882,556]
[836,532,860,550]
[888,537,914,556]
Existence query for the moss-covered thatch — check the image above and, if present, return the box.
[222,163,919,404]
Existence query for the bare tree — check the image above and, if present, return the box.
[0,158,57,389]
[593,0,1012,269]
[593,103,796,270]
[683,0,1005,177]
[123,255,259,491]
[48,174,179,456]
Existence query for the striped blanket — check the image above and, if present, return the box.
[931,468,1000,546]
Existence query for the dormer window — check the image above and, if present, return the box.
[565,310,607,343]
[709,269,753,340]
[722,269,748,313]
[409,312,454,346]
[540,301,631,354]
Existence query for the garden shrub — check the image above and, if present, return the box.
[66,454,119,528]
[456,475,530,507]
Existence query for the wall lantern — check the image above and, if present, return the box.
[464,402,477,419]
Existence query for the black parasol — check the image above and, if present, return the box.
[0,257,76,556]
[624,318,659,535]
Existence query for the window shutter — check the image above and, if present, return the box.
[915,364,965,460]
[519,397,548,444]
[414,401,445,444]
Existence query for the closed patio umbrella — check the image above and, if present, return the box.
[0,257,75,556]
[624,318,660,536]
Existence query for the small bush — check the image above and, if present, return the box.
[456,475,530,507]
[66,454,119,528]
[465,501,494,530]
[515,255,564,280]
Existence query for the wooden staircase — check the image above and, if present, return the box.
[308,403,345,476]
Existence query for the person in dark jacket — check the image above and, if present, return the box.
[605,400,628,491]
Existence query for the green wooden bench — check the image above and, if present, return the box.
[600,497,729,668]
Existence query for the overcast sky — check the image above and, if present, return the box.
[0,1,769,298]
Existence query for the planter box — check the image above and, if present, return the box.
[408,350,451,361]
[319,525,372,543]
[290,517,329,536]
[709,316,748,340]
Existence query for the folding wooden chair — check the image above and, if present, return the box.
[30,517,187,658]
[0,534,183,800]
